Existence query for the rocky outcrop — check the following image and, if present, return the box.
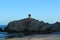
[4,18,46,33]
[4,17,60,34]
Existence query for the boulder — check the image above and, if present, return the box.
[5,17,60,34]
[4,18,45,33]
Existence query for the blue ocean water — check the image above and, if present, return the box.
[0,25,6,30]
[0,25,9,40]
[0,32,8,37]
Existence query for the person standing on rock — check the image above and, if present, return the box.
[28,14,31,20]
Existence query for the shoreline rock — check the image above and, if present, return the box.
[4,18,60,34]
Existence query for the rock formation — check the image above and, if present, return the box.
[4,18,45,33]
[4,14,60,34]
[4,14,45,34]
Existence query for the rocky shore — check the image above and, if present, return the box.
[4,17,60,34]
[0,14,59,37]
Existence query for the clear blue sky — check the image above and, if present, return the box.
[0,0,60,25]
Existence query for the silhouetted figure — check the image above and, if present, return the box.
[28,14,31,20]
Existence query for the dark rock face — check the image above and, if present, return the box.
[4,18,45,33]
[40,23,53,33]
[4,18,60,34]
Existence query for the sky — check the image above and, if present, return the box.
[0,0,60,25]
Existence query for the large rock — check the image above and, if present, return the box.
[5,17,60,34]
[4,18,45,33]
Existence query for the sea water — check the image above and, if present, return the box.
[0,32,8,40]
